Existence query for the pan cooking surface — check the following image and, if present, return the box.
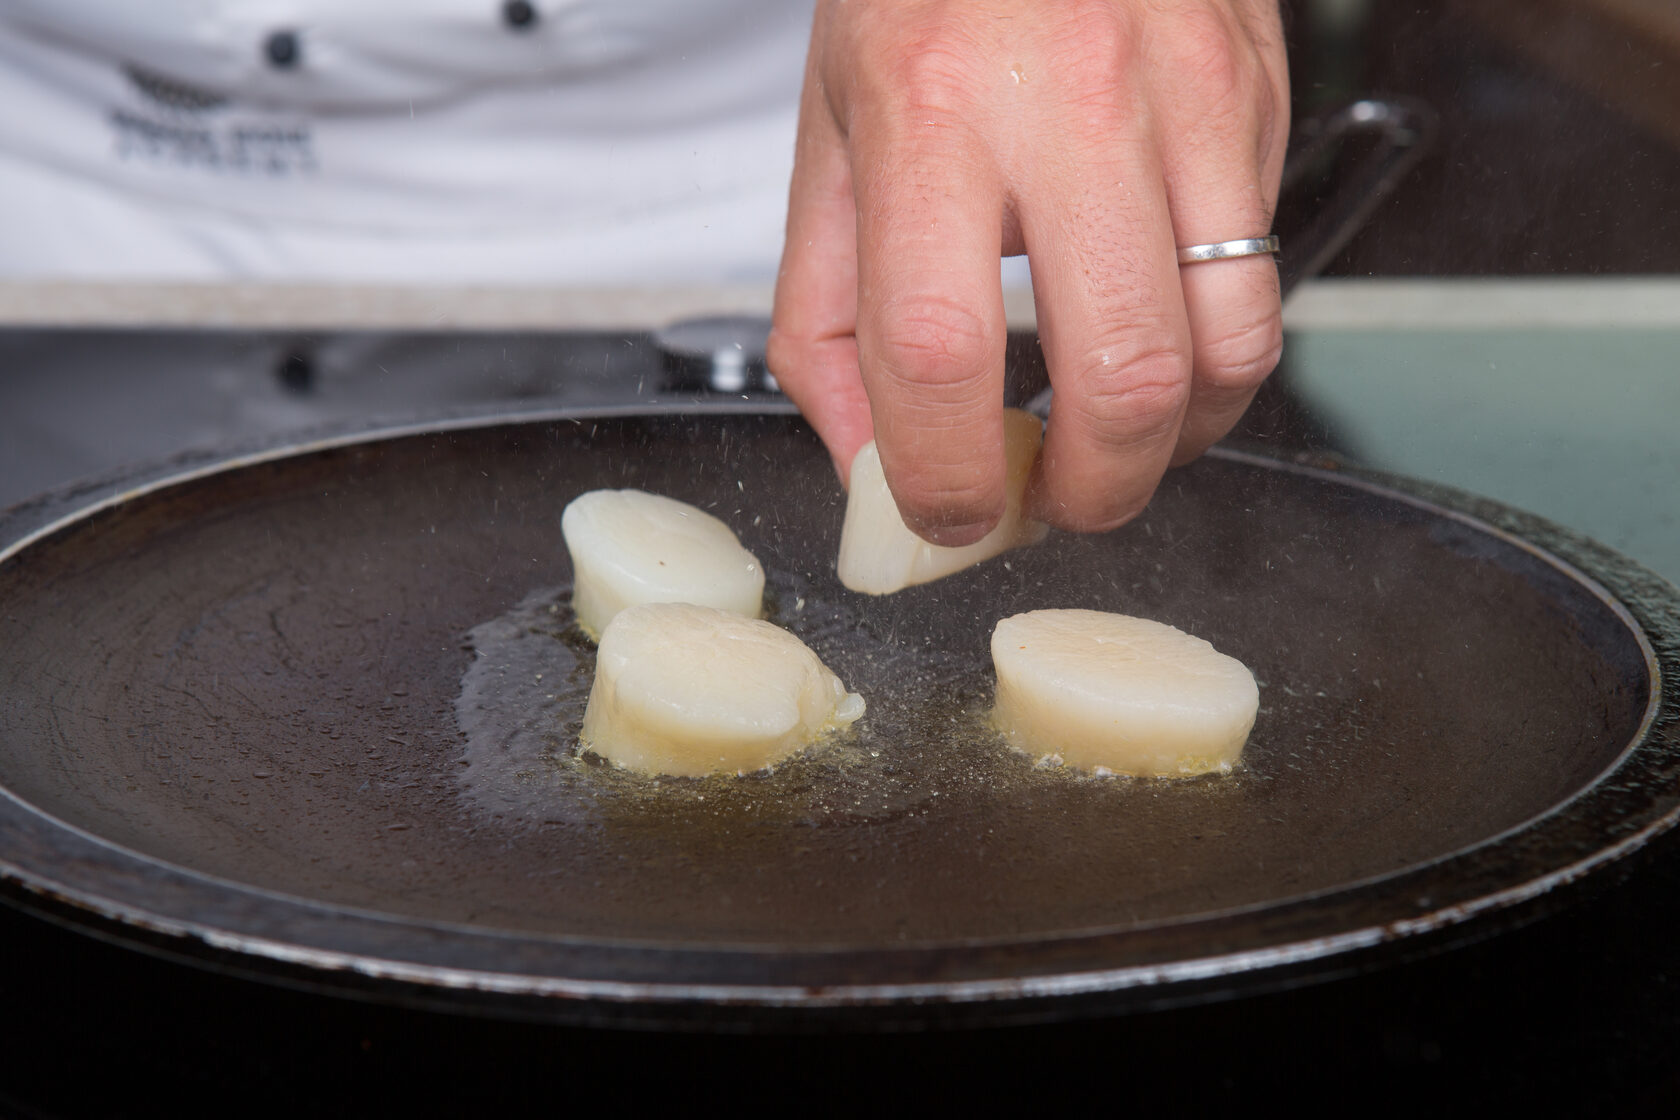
[0,411,1674,1019]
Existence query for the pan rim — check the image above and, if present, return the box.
[1,408,1675,1018]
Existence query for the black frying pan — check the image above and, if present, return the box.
[1,404,1676,1029]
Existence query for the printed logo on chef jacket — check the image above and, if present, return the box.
[110,65,317,177]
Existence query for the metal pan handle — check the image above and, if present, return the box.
[1272,96,1438,300]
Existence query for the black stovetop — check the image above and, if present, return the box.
[3,835,1679,1113]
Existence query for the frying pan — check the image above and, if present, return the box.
[2,402,1678,1029]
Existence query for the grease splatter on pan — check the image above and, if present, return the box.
[455,575,962,830]
[453,570,1234,836]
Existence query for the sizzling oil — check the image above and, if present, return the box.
[454,567,1243,837]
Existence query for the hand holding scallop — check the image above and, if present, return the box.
[837,408,1049,595]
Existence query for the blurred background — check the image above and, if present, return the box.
[3,0,1678,585]
[1255,0,1680,588]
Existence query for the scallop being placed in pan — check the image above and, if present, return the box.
[991,609,1258,776]
[561,489,764,638]
[580,602,866,777]
[837,408,1049,595]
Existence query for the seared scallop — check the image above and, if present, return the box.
[991,609,1257,776]
[562,489,763,638]
[580,602,865,777]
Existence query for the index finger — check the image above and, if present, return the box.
[850,107,1009,547]
[768,31,874,484]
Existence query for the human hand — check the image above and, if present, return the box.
[767,0,1289,544]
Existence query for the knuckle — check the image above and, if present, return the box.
[1057,4,1144,76]
[868,293,996,395]
[1044,6,1144,117]
[1066,345,1192,449]
[873,26,985,122]
[1197,313,1283,394]
[1162,7,1256,110]
[1172,9,1249,98]
[826,10,989,136]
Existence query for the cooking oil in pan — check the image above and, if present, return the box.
[454,569,1246,840]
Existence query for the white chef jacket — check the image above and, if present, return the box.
[0,0,814,282]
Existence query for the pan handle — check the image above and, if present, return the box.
[1021,95,1437,416]
[1271,95,1438,299]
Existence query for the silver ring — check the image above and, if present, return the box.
[1176,235,1279,265]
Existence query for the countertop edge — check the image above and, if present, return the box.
[0,277,1677,331]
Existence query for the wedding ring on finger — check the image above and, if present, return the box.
[1176,235,1280,265]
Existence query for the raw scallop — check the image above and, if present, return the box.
[580,602,866,777]
[991,609,1257,776]
[837,408,1049,595]
[562,489,763,638]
